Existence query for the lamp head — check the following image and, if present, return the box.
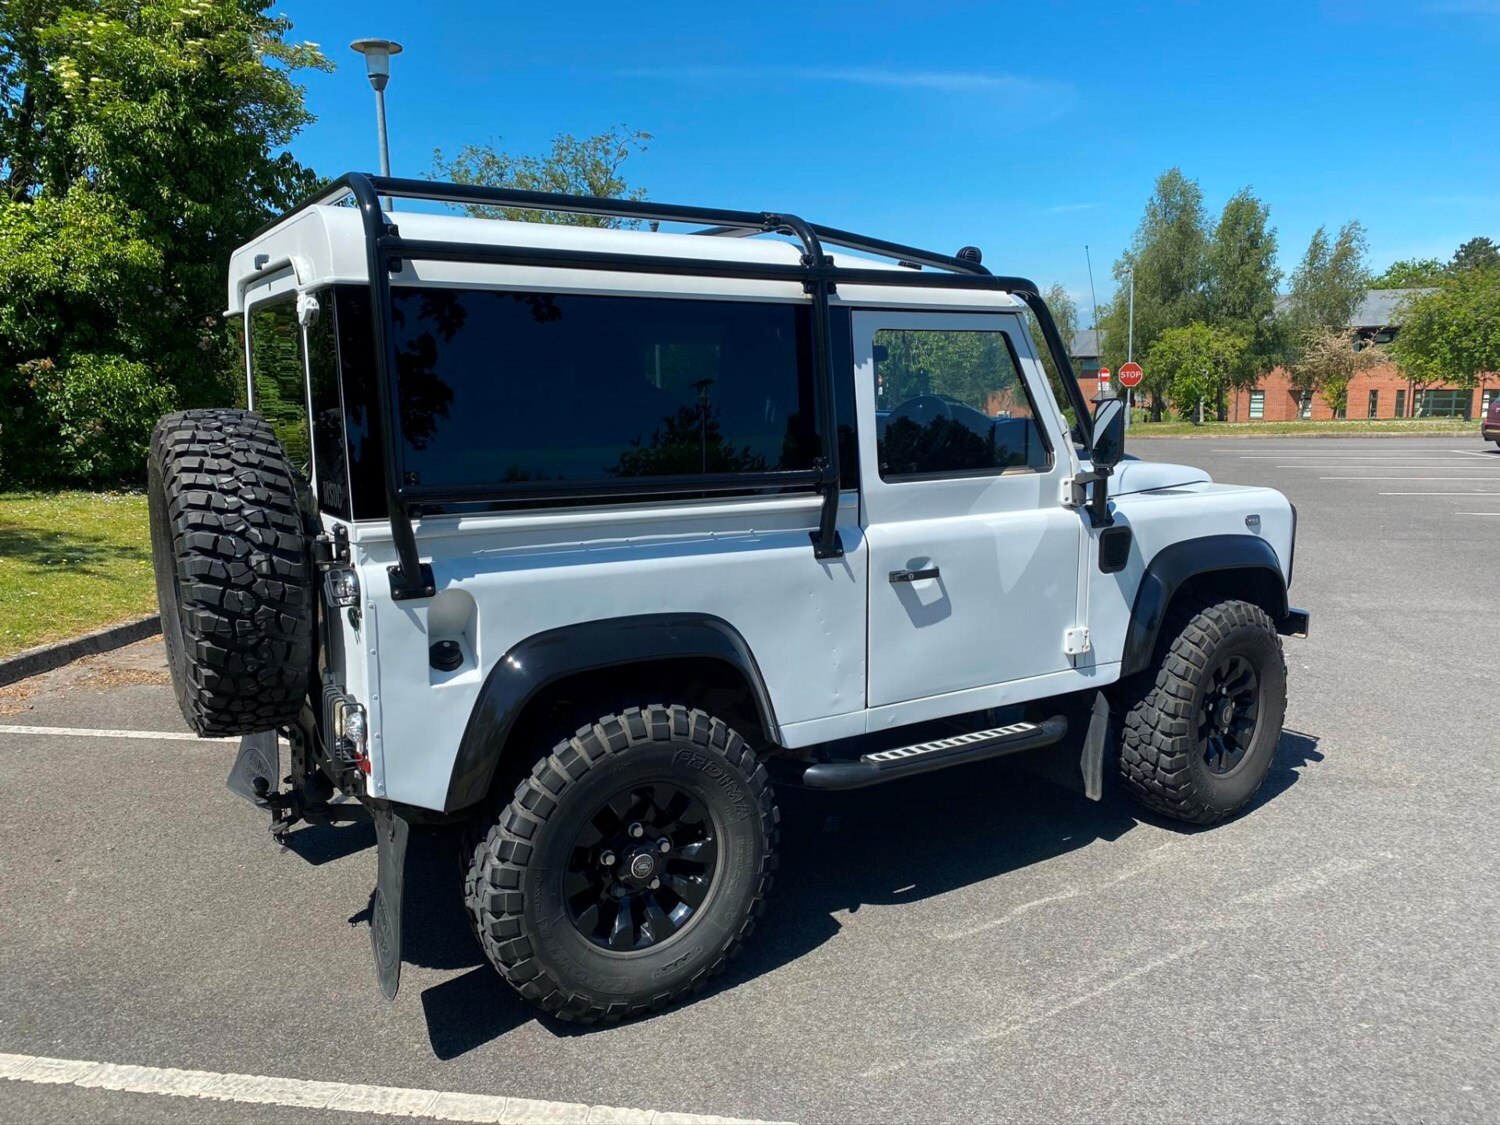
[350,38,402,92]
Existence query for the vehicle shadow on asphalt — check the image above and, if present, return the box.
[329,729,1322,1057]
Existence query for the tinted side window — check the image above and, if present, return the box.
[874,328,1049,480]
[388,290,820,490]
[829,307,860,491]
[248,298,310,476]
[331,286,388,520]
[306,293,350,518]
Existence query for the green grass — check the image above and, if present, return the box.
[1127,417,1479,438]
[0,491,155,659]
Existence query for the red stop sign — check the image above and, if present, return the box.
[1119,362,1143,388]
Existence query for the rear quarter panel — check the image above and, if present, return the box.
[349,495,866,811]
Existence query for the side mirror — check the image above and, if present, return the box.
[1090,397,1126,470]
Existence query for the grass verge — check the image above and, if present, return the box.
[0,491,155,659]
[1127,418,1479,438]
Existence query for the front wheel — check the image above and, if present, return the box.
[1119,599,1287,825]
[466,705,778,1024]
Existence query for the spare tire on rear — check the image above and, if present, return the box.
[147,408,315,736]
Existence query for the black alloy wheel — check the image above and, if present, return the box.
[465,704,777,1024]
[1198,654,1261,775]
[566,782,719,951]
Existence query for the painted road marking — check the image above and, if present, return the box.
[1378,491,1500,496]
[0,1052,789,1124]
[0,725,234,743]
[1318,476,1500,481]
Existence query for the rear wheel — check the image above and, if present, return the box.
[1119,599,1287,825]
[465,704,777,1023]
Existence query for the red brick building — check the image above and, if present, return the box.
[1224,362,1498,422]
[1069,289,1498,422]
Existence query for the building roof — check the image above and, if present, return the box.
[1271,287,1435,329]
[1351,288,1433,328]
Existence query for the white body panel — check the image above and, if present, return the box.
[851,310,1090,711]
[349,494,867,811]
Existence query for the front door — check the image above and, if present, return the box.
[855,310,1085,714]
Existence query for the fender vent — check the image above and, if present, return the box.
[1099,526,1133,573]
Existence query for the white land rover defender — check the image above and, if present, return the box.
[147,174,1309,1023]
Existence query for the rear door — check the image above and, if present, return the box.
[855,310,1085,713]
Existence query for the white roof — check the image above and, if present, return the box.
[227,205,1025,315]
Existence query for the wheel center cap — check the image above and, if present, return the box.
[1217,699,1235,728]
[628,852,656,881]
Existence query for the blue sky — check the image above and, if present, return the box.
[279,0,1500,320]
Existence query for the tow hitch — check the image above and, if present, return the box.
[227,728,367,842]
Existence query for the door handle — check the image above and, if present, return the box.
[889,566,940,584]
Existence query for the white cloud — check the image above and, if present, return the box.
[1427,194,1500,207]
[620,64,1072,103]
[1422,0,1500,12]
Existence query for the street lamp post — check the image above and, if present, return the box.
[350,38,403,207]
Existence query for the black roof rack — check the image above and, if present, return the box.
[255,173,1090,598]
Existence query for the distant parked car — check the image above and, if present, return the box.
[1484,397,1500,447]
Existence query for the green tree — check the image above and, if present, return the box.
[1285,221,1370,337]
[1203,187,1281,408]
[1390,268,1500,393]
[1371,257,1447,288]
[1099,168,1209,418]
[1289,326,1390,419]
[0,0,328,484]
[1146,322,1246,423]
[1008,284,1082,434]
[1450,236,1499,274]
[434,127,652,226]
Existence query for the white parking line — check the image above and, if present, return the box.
[0,1051,789,1124]
[1379,491,1500,496]
[1456,512,1500,516]
[0,725,234,743]
[1320,477,1500,483]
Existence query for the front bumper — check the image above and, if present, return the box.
[1277,607,1310,639]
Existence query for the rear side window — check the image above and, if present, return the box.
[873,327,1050,480]
[247,298,310,476]
[388,289,820,491]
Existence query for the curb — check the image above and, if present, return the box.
[0,616,162,689]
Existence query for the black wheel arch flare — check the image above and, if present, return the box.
[1121,534,1290,678]
[443,614,780,813]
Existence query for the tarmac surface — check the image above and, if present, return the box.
[2,434,1496,1123]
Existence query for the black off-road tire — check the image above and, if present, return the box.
[147,408,314,736]
[465,704,778,1024]
[1119,599,1287,825]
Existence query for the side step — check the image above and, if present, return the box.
[800,715,1069,790]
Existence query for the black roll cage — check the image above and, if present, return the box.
[256,172,1093,599]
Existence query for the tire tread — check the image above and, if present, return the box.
[463,704,778,1025]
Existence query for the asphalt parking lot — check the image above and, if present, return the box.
[2,434,1497,1124]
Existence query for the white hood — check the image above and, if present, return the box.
[1105,457,1211,496]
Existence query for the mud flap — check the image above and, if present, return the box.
[1080,691,1108,801]
[1015,691,1109,800]
[227,730,280,807]
[370,802,409,1001]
